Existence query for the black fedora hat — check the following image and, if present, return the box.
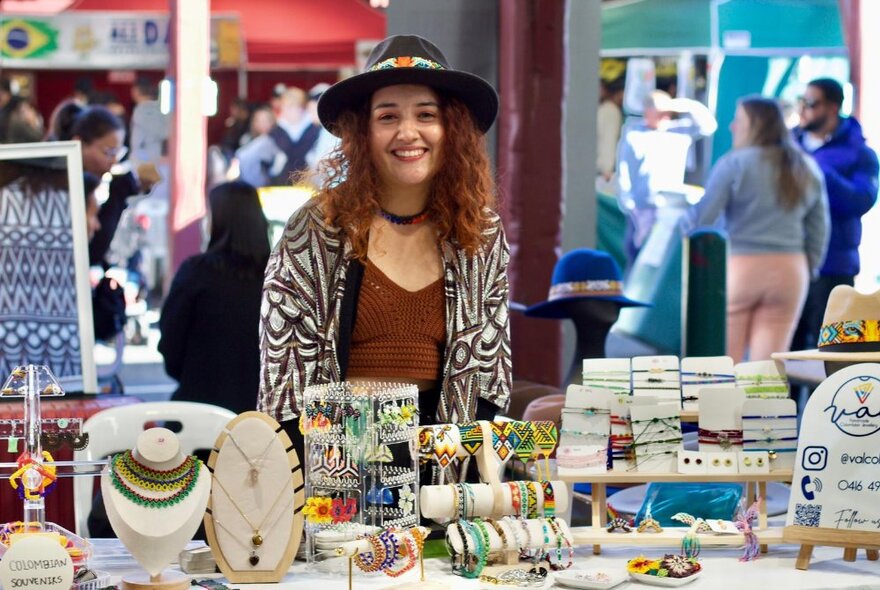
[318,34,498,136]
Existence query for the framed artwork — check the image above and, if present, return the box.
[0,141,96,392]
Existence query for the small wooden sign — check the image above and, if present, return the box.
[0,534,73,590]
[783,363,880,569]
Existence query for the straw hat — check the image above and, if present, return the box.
[773,285,880,361]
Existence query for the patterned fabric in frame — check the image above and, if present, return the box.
[0,180,82,378]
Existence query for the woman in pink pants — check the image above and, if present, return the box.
[686,96,829,362]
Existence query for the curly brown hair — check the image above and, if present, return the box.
[315,93,496,260]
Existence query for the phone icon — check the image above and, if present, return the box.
[801,475,816,501]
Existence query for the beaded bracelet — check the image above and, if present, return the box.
[517,482,530,519]
[507,482,522,515]
[377,529,400,570]
[484,518,511,551]
[562,407,611,416]
[546,517,574,570]
[741,414,797,420]
[541,481,555,518]
[697,428,743,450]
[458,521,487,578]
[560,428,608,438]
[681,371,736,385]
[353,534,387,573]
[631,436,685,448]
[742,435,797,444]
[627,449,678,472]
[526,482,539,519]
[556,446,606,470]
[384,534,416,578]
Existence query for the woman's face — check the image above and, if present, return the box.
[731,105,751,149]
[79,129,125,176]
[369,84,444,196]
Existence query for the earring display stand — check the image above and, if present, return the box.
[303,382,419,571]
[204,411,304,584]
[0,365,99,586]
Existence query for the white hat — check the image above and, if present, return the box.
[773,285,880,361]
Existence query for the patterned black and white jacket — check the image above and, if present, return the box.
[258,200,512,424]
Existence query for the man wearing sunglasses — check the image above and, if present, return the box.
[792,78,879,352]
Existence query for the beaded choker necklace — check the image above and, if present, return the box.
[378,207,429,225]
[109,451,200,508]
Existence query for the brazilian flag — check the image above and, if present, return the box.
[0,19,59,59]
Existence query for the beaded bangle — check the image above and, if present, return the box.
[384,534,417,577]
[353,534,387,573]
[541,482,555,518]
[377,529,400,570]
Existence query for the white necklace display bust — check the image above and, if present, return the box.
[102,427,210,590]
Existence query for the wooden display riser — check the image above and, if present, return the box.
[571,526,785,549]
[559,470,793,554]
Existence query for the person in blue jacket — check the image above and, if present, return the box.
[792,78,879,351]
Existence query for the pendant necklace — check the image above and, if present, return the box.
[223,430,278,484]
[211,475,292,565]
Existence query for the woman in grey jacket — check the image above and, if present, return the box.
[687,96,829,362]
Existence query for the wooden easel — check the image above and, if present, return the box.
[784,526,880,570]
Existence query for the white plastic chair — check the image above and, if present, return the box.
[73,401,236,537]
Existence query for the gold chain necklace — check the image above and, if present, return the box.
[212,518,261,566]
[211,474,291,549]
[223,430,278,485]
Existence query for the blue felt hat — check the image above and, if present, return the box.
[524,249,649,318]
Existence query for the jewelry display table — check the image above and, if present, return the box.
[87,538,879,589]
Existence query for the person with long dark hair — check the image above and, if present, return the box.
[159,181,270,413]
[686,96,829,362]
[259,35,511,455]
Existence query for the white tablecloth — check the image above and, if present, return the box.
[88,539,880,590]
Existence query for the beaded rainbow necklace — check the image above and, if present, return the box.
[108,450,200,508]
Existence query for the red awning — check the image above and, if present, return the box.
[65,0,386,67]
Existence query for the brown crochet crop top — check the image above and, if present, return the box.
[347,259,446,381]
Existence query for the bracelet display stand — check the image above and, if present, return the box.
[561,356,798,554]
[204,411,304,583]
[302,382,419,570]
[558,469,793,554]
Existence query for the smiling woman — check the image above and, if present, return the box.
[259,35,511,472]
